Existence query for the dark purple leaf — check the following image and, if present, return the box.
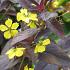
[46,18,64,38]
[34,28,51,43]
[0,54,19,70]
[38,41,70,67]
[0,0,11,11]
[19,0,38,9]
[35,60,48,70]
[11,28,40,46]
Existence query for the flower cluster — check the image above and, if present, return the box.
[0,8,38,39]
[17,8,38,28]
[6,38,51,59]
[0,8,51,61]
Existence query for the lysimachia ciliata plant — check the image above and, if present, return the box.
[0,0,70,70]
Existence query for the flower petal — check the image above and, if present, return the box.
[20,8,28,15]
[15,50,23,57]
[11,22,19,29]
[4,30,11,39]
[17,12,24,21]
[5,18,12,27]
[22,17,30,23]
[17,12,29,23]
[7,52,15,59]
[29,68,34,70]
[34,44,45,53]
[11,30,18,37]
[28,13,38,21]
[6,48,15,59]
[42,39,51,46]
[27,22,37,28]
[0,25,8,31]
[15,48,25,57]
[37,45,45,53]
[24,65,28,70]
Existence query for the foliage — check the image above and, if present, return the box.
[62,12,70,23]
[0,0,70,70]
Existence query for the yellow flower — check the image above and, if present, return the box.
[20,8,28,15]
[24,65,29,70]
[24,65,34,70]
[27,21,37,28]
[6,47,26,59]
[52,1,59,8]
[0,18,19,39]
[28,12,38,21]
[34,44,46,53]
[42,38,51,46]
[17,8,38,23]
[17,9,29,23]
[34,38,51,53]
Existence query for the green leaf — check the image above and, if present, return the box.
[62,13,70,23]
[62,13,70,35]
[57,0,70,5]
[0,13,5,20]
[49,33,60,44]
[63,22,70,35]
